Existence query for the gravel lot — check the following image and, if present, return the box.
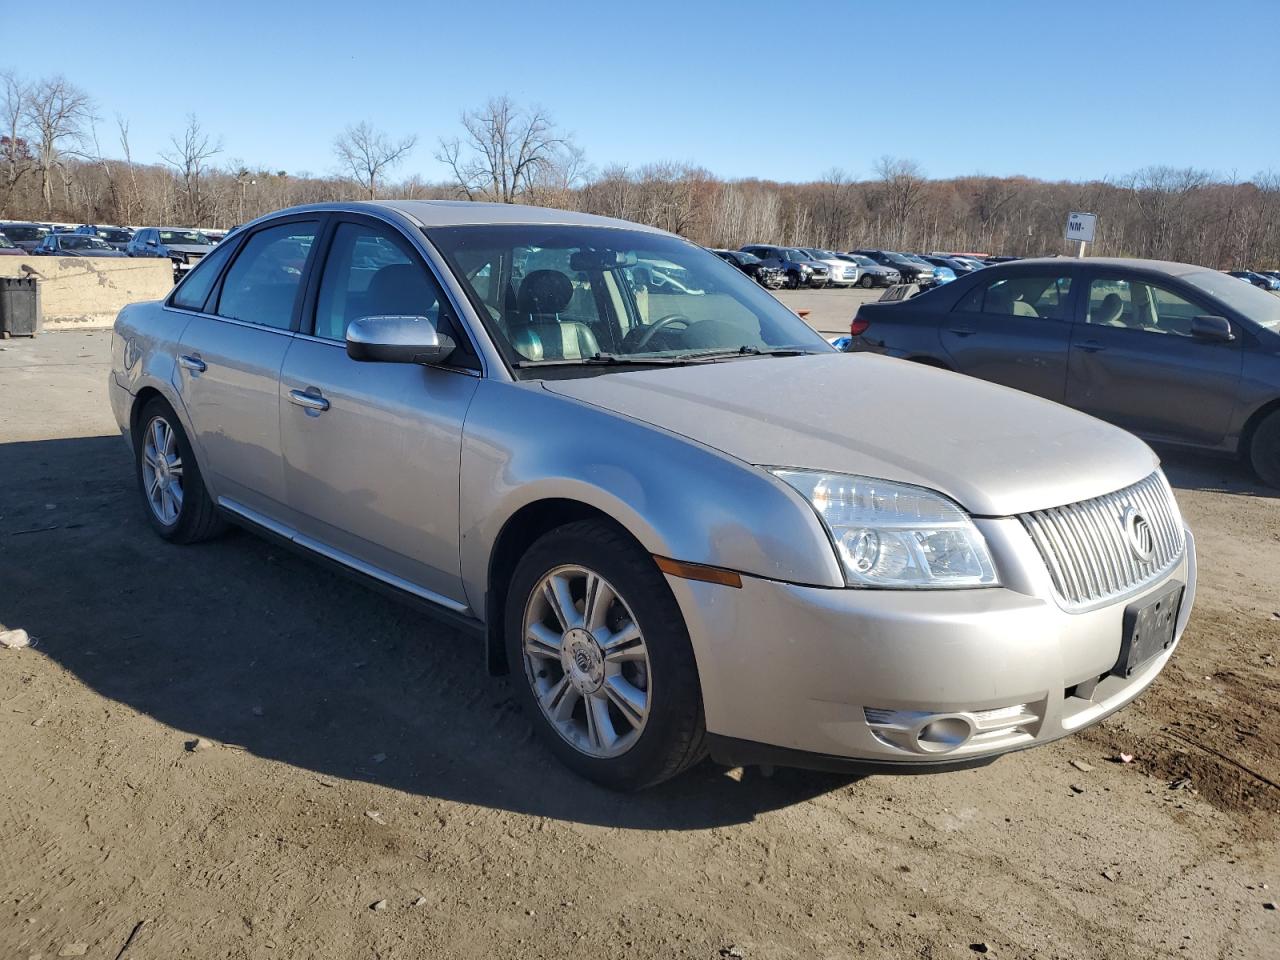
[1,331,1277,960]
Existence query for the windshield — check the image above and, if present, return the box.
[732,251,760,265]
[1,225,45,242]
[95,228,131,242]
[159,230,211,245]
[428,224,830,368]
[886,254,916,266]
[61,236,111,250]
[784,248,811,261]
[850,255,875,267]
[1184,269,1280,331]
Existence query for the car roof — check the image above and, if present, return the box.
[1011,256,1215,276]
[248,200,669,234]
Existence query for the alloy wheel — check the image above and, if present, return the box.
[522,564,651,758]
[141,416,184,525]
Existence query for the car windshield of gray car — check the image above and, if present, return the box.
[1183,269,1280,331]
[427,224,832,371]
[62,236,109,250]
[159,230,209,245]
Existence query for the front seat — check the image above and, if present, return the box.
[365,263,436,318]
[1093,292,1125,327]
[512,269,600,360]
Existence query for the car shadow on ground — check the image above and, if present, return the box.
[0,435,857,830]
[1157,446,1278,500]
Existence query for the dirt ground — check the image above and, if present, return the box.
[1,330,1277,960]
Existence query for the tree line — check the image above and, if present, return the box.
[3,72,1279,269]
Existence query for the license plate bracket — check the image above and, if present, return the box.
[1113,581,1183,679]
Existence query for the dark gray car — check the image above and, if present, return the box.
[847,257,1280,485]
[739,244,830,288]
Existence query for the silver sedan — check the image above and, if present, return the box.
[109,201,1196,790]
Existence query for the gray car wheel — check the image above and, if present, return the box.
[134,397,225,543]
[505,520,707,790]
[1248,409,1280,488]
[859,273,875,289]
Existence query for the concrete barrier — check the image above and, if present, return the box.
[0,256,174,330]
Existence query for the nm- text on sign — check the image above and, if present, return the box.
[1065,212,1097,244]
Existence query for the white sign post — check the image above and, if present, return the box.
[1065,211,1096,257]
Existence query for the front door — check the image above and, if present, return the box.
[175,218,320,517]
[278,217,479,607]
[940,269,1077,402]
[1065,272,1243,446]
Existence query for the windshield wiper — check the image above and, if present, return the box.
[681,345,820,361]
[512,353,697,368]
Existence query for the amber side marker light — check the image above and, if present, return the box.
[653,556,743,588]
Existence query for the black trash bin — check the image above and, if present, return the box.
[0,276,41,338]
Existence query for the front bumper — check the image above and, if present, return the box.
[666,520,1196,770]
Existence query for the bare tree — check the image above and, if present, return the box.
[437,96,572,203]
[161,114,223,224]
[333,121,416,200]
[1,71,31,208]
[874,156,927,249]
[117,115,143,223]
[24,75,93,213]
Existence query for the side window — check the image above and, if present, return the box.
[171,238,237,312]
[216,221,318,330]
[956,274,1072,319]
[313,221,449,342]
[1087,278,1200,337]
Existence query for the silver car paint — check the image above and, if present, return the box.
[110,199,1195,768]
[279,335,480,605]
[542,352,1158,517]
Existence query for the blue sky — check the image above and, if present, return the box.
[5,0,1277,184]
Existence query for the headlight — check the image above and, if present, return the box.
[770,470,999,589]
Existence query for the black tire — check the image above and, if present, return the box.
[133,397,225,543]
[859,273,875,289]
[504,520,707,791]
[786,271,801,290]
[1247,409,1280,488]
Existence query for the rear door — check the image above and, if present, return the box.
[174,216,321,518]
[278,215,480,607]
[939,267,1077,402]
[1064,270,1243,445]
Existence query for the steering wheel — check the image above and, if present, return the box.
[630,313,691,351]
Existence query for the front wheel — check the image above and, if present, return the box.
[1248,409,1280,488]
[505,520,707,790]
[859,273,875,289]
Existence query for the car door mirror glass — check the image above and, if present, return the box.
[346,315,456,365]
[1190,315,1233,342]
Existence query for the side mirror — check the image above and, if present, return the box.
[1190,315,1234,342]
[346,315,456,365]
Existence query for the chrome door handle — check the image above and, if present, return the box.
[289,389,330,412]
[1078,340,1106,353]
[178,354,206,373]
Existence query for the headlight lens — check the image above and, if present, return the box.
[770,470,999,588]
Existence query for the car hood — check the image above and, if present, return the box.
[63,249,127,257]
[541,353,1157,517]
[166,244,214,254]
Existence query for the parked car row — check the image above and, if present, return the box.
[0,221,220,280]
[1228,269,1280,291]
[723,245,1005,291]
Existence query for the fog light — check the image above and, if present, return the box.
[914,716,973,753]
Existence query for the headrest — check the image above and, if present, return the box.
[516,270,573,316]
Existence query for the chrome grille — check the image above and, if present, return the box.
[1020,471,1185,611]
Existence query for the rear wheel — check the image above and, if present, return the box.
[134,397,225,543]
[1247,409,1280,488]
[505,520,706,790]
